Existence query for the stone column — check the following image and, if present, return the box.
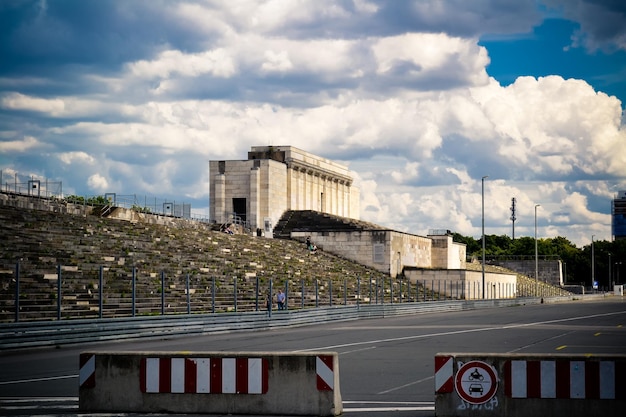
[214,174,226,224]
[249,167,260,231]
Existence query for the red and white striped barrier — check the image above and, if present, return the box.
[79,353,95,389]
[435,355,454,394]
[435,354,626,417]
[79,351,342,415]
[139,357,268,394]
[504,359,626,400]
[316,355,334,391]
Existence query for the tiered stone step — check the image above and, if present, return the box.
[0,204,392,322]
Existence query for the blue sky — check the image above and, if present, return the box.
[1,0,625,247]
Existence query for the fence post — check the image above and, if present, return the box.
[99,266,103,319]
[285,280,289,310]
[57,264,62,320]
[211,277,215,314]
[268,278,273,318]
[344,279,347,305]
[161,271,165,315]
[14,261,20,323]
[315,280,319,308]
[301,279,305,309]
[390,277,393,305]
[233,277,237,312]
[369,277,372,305]
[329,280,333,307]
[186,274,191,314]
[132,267,136,317]
[255,276,259,311]
[381,277,385,304]
[357,276,361,310]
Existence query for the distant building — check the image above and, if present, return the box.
[613,190,626,241]
[209,146,360,235]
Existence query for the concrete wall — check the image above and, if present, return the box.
[429,234,467,269]
[79,351,342,416]
[435,352,626,417]
[405,269,517,299]
[494,259,563,286]
[293,229,433,278]
[292,230,473,281]
[0,192,91,216]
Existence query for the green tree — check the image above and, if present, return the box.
[452,232,626,288]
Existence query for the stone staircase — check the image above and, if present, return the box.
[273,210,388,239]
[0,204,395,322]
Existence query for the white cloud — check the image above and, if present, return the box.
[372,33,490,87]
[1,0,624,248]
[1,93,65,114]
[0,135,42,153]
[127,49,237,79]
[87,173,109,192]
[57,151,95,165]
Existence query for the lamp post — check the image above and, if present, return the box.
[609,253,612,289]
[534,204,540,297]
[591,235,595,290]
[482,175,488,299]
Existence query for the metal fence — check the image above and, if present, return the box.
[0,174,205,221]
[0,262,540,323]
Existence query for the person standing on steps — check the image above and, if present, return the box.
[277,289,286,310]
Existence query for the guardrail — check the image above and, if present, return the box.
[2,294,609,350]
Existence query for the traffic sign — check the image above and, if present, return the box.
[454,360,498,404]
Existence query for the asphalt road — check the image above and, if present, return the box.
[1,297,625,416]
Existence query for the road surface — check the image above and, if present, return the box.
[1,298,625,416]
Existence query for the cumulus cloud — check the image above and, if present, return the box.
[0,135,42,153]
[544,0,626,51]
[1,0,625,247]
[87,173,109,192]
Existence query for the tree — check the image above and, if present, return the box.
[451,232,626,287]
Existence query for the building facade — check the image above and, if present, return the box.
[209,146,360,234]
[612,190,626,241]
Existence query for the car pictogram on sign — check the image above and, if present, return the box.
[469,384,483,394]
[454,360,498,404]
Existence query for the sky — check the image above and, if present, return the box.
[1,0,625,248]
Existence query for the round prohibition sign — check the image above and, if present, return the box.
[454,360,498,404]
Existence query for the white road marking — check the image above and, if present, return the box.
[300,310,626,351]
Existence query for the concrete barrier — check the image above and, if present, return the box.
[435,353,626,417]
[79,351,342,416]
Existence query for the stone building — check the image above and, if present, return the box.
[209,146,518,299]
[209,146,360,235]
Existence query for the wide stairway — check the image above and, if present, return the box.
[0,204,393,322]
[273,210,388,239]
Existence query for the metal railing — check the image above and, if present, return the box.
[0,294,609,350]
[0,262,575,324]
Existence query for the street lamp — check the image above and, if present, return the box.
[482,175,488,299]
[534,204,540,297]
[609,253,612,289]
[591,235,595,290]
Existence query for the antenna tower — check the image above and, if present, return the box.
[510,197,517,239]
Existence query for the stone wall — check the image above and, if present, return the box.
[405,268,517,300]
[293,229,433,278]
[429,234,466,269]
[493,259,563,286]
